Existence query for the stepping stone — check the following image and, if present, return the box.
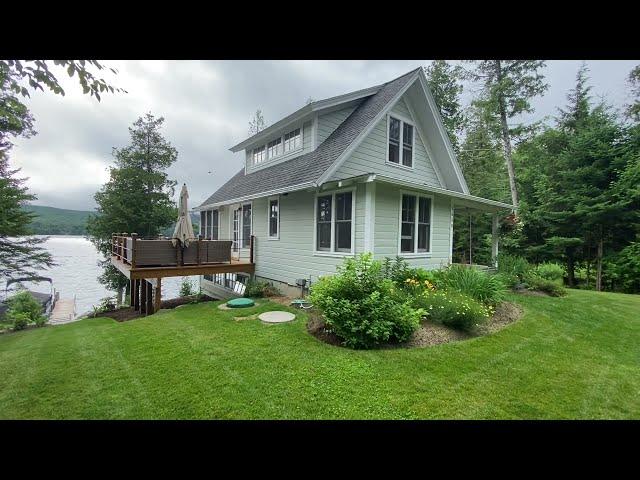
[226,298,255,308]
[258,311,296,324]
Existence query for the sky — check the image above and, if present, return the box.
[10,60,638,211]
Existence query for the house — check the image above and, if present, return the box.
[194,68,512,298]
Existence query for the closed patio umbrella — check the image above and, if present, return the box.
[171,183,196,247]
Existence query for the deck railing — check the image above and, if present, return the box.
[111,233,255,269]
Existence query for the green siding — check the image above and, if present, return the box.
[373,182,451,269]
[330,96,441,187]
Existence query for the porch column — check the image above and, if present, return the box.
[491,213,499,268]
[140,279,147,315]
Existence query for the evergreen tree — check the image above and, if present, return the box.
[627,64,640,122]
[466,60,548,209]
[423,61,467,153]
[86,113,178,303]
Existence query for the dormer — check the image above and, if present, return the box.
[230,83,382,174]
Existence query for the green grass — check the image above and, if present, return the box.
[0,289,638,419]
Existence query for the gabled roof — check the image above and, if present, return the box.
[198,68,421,209]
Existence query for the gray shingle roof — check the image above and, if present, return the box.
[199,68,420,208]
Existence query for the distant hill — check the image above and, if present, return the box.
[24,205,201,237]
[23,205,93,235]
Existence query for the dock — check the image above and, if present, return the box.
[50,298,76,325]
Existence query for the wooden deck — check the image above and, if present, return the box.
[111,255,255,280]
[110,233,256,316]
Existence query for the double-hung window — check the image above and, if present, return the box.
[210,210,219,240]
[268,197,279,239]
[387,115,414,168]
[242,204,252,248]
[316,190,354,253]
[399,193,431,254]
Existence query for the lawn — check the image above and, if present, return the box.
[0,289,638,419]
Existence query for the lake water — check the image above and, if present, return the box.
[3,236,199,317]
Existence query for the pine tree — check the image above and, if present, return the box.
[248,109,266,135]
[466,60,548,209]
[86,113,178,303]
[627,64,640,122]
[423,61,466,153]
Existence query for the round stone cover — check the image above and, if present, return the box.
[226,298,255,308]
[258,311,296,323]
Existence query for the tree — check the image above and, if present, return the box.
[1,60,122,283]
[627,64,640,122]
[423,61,467,153]
[248,109,266,135]
[86,113,178,304]
[466,60,548,209]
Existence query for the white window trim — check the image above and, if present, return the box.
[313,187,356,257]
[397,190,434,257]
[385,113,415,170]
[248,125,304,170]
[267,195,280,240]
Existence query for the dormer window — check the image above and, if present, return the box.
[249,126,304,167]
[387,115,414,168]
[267,138,282,158]
[283,128,301,153]
[252,145,266,164]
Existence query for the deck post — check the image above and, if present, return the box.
[140,279,147,315]
[491,213,499,268]
[129,279,135,307]
[250,235,255,264]
[131,233,138,267]
[146,281,154,314]
[112,234,116,257]
[133,279,140,311]
[154,278,162,313]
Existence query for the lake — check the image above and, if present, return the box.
[3,236,199,317]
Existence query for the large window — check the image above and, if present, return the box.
[268,197,279,239]
[315,190,354,253]
[388,115,414,168]
[400,193,431,254]
[200,211,206,237]
[316,195,332,251]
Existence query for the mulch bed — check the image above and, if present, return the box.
[307,301,524,349]
[91,295,217,322]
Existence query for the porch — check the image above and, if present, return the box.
[110,233,255,315]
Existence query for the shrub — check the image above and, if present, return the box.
[310,253,423,349]
[9,312,30,331]
[535,262,565,283]
[439,265,506,306]
[414,290,492,332]
[244,279,280,298]
[497,254,531,286]
[179,278,195,297]
[381,256,411,285]
[524,273,567,297]
[6,291,46,328]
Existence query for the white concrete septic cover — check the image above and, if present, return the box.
[258,311,296,323]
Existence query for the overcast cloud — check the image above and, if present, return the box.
[9,60,638,211]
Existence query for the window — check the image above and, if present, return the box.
[248,126,303,168]
[242,204,252,248]
[315,190,354,254]
[335,192,352,252]
[210,210,219,240]
[268,197,279,239]
[252,145,266,165]
[283,128,301,153]
[387,115,414,168]
[399,193,431,254]
[267,138,282,159]
[200,211,206,237]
